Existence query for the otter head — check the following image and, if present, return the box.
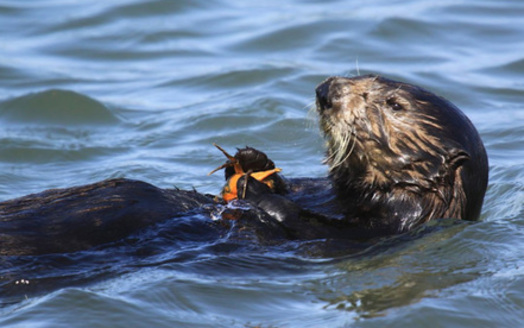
[315,75,488,232]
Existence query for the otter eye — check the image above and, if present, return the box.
[386,97,403,111]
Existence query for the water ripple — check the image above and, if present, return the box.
[0,90,119,125]
[0,0,524,327]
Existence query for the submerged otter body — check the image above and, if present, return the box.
[0,75,489,256]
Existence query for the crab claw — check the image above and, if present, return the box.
[207,143,243,176]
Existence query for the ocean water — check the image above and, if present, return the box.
[0,0,523,327]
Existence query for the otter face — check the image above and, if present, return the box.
[316,75,446,186]
[315,74,488,225]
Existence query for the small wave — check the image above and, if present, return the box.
[0,90,119,126]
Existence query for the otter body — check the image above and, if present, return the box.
[0,75,489,255]
[0,179,215,255]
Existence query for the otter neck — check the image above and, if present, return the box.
[329,162,459,234]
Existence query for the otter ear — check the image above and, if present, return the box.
[448,148,470,170]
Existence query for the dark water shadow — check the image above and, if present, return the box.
[306,219,481,319]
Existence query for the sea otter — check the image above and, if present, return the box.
[312,75,489,235]
[0,75,489,256]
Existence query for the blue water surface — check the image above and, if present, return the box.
[0,0,523,327]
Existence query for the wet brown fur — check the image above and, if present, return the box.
[315,75,488,233]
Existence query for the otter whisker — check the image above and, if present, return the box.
[326,131,343,165]
[329,121,356,169]
[307,101,320,130]
[322,131,340,166]
[338,125,357,168]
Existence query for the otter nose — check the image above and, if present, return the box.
[315,77,335,111]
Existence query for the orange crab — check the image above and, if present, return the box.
[208,144,282,202]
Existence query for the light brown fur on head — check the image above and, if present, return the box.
[316,75,488,233]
